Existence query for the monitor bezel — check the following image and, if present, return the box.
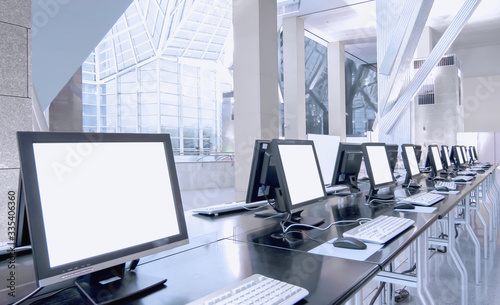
[385,144,399,178]
[427,144,444,176]
[269,139,326,215]
[460,146,469,164]
[17,132,189,287]
[414,145,422,164]
[441,145,452,169]
[401,144,420,184]
[361,142,395,191]
[330,142,363,188]
[246,140,272,203]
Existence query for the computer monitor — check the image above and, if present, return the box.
[306,134,341,185]
[261,139,326,225]
[17,132,189,305]
[414,145,422,164]
[450,145,465,168]
[361,143,395,199]
[401,144,421,186]
[246,140,275,203]
[469,146,478,162]
[460,145,469,165]
[330,143,363,192]
[441,145,452,170]
[386,144,399,180]
[427,144,444,177]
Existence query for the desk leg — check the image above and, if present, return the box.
[488,173,500,223]
[344,291,362,305]
[417,233,435,305]
[448,213,468,305]
[464,194,481,286]
[474,184,488,259]
[479,181,494,243]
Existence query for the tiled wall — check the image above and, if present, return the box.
[0,1,32,244]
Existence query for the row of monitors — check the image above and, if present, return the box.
[244,140,400,216]
[244,139,482,216]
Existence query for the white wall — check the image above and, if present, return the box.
[452,44,500,132]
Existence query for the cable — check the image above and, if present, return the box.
[282,218,372,233]
[11,287,44,305]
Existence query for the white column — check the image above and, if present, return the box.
[233,0,280,198]
[327,41,346,141]
[283,16,306,139]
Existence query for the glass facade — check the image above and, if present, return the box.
[345,54,377,136]
[82,0,233,155]
[278,31,329,135]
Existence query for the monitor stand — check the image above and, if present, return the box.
[366,188,394,201]
[75,263,166,305]
[287,210,324,227]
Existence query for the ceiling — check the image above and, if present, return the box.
[278,0,500,64]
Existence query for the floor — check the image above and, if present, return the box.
[182,173,500,305]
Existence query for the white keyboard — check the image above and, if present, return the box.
[343,215,415,244]
[400,192,445,206]
[187,274,309,305]
[457,171,476,176]
[325,184,348,194]
[435,181,457,190]
[192,200,267,216]
[451,175,474,182]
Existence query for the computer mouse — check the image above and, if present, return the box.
[333,237,367,250]
[435,186,449,192]
[394,202,415,210]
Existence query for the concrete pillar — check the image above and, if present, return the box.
[283,16,306,139]
[327,41,347,141]
[233,0,280,198]
[49,67,83,131]
[0,1,32,244]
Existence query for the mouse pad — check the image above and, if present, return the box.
[308,238,383,261]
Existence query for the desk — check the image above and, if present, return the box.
[1,166,498,305]
[1,240,379,305]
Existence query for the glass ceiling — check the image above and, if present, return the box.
[91,0,232,81]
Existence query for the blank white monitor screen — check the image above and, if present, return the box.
[307,134,340,184]
[278,144,325,207]
[456,147,465,164]
[461,146,468,162]
[32,142,181,268]
[443,146,451,167]
[365,145,393,186]
[431,146,443,171]
[404,146,420,177]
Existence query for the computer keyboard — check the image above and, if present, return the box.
[400,192,445,206]
[343,215,415,244]
[187,273,309,305]
[451,175,474,182]
[435,181,457,190]
[325,184,348,194]
[457,171,476,176]
[192,200,267,216]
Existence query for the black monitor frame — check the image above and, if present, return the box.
[469,146,477,162]
[414,145,422,164]
[246,140,274,203]
[427,144,444,177]
[401,144,421,186]
[450,145,463,168]
[262,139,326,225]
[386,144,399,181]
[17,132,189,304]
[330,143,363,192]
[441,145,452,170]
[460,145,470,164]
[361,142,395,199]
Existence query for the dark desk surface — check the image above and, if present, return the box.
[1,239,380,305]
